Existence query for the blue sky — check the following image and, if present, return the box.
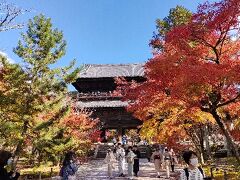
[0,0,214,90]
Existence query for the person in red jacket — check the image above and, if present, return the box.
[0,150,20,180]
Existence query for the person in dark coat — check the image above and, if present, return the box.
[0,150,20,180]
[132,145,141,177]
[59,151,79,180]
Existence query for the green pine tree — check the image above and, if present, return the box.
[0,14,80,169]
[151,6,192,50]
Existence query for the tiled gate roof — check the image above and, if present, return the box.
[79,63,145,78]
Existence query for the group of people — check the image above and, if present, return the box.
[104,144,209,180]
[0,150,79,180]
[150,146,178,178]
[0,148,209,180]
[104,143,141,179]
[104,143,178,179]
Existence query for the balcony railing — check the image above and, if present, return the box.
[77,91,122,100]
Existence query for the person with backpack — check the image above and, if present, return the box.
[126,146,136,180]
[179,150,205,180]
[59,151,79,180]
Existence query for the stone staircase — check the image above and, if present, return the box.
[95,144,113,158]
[138,145,148,158]
[95,143,149,159]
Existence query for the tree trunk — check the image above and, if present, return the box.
[223,136,232,156]
[211,110,240,165]
[204,125,211,160]
[185,127,205,164]
[198,126,206,163]
[12,120,28,171]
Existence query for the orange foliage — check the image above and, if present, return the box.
[116,0,240,145]
[62,106,100,142]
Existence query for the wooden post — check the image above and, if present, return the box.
[100,128,106,142]
[118,127,123,143]
[224,170,227,180]
[50,168,53,177]
[210,167,214,178]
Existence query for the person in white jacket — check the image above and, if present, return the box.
[179,151,205,180]
[116,143,126,177]
[104,149,116,179]
[126,146,136,180]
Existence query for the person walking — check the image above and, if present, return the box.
[0,150,20,180]
[59,151,79,180]
[151,147,163,178]
[170,149,177,172]
[122,135,127,145]
[132,145,141,177]
[116,143,126,177]
[104,149,116,179]
[179,150,206,180]
[126,146,136,180]
[163,148,172,179]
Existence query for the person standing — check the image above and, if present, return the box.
[169,149,177,172]
[122,135,127,145]
[0,150,20,180]
[132,145,141,177]
[151,148,163,178]
[59,151,79,180]
[163,148,172,179]
[104,149,116,179]
[179,151,206,180]
[116,143,126,177]
[126,146,136,180]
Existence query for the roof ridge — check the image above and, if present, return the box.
[79,63,145,78]
[83,63,145,67]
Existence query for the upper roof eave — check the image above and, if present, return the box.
[78,63,145,78]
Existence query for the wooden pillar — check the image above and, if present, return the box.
[118,127,123,143]
[100,128,106,142]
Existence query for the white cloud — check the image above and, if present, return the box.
[0,51,15,63]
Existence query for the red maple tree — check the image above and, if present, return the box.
[62,106,100,142]
[117,0,240,164]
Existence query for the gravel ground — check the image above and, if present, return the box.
[72,158,181,180]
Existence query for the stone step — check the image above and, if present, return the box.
[96,144,149,158]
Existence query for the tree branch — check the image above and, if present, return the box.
[217,92,240,108]
[0,2,27,32]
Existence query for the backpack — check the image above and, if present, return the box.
[184,167,204,180]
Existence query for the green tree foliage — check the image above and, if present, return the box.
[150,5,192,50]
[0,14,80,169]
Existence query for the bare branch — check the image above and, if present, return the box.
[0,1,28,32]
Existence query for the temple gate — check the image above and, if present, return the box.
[72,63,145,142]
